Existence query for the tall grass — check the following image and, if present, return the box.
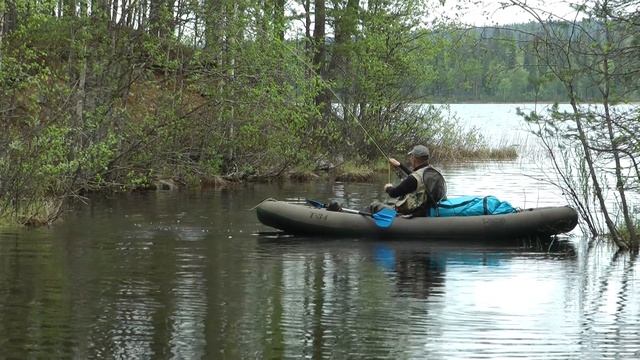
[335,162,376,182]
[0,197,64,226]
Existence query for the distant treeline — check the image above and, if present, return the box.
[422,22,640,103]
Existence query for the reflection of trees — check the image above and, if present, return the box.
[382,239,578,300]
[253,237,587,357]
[7,208,640,359]
[578,247,639,356]
[391,251,446,299]
[0,233,32,358]
[0,192,221,358]
[254,239,414,358]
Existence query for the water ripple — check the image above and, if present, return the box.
[1,179,639,359]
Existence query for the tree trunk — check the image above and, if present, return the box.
[227,1,238,161]
[569,93,627,249]
[76,45,87,125]
[204,0,222,55]
[149,0,173,37]
[3,0,18,33]
[601,24,637,247]
[327,0,358,77]
[92,0,109,20]
[63,0,75,17]
[274,0,285,41]
[139,0,148,30]
[0,9,3,74]
[125,0,134,27]
[325,0,358,114]
[312,0,325,71]
[304,0,311,40]
[79,0,87,16]
[111,0,119,23]
[312,0,327,108]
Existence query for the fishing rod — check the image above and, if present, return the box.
[268,35,391,161]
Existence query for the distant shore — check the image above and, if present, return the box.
[425,101,640,105]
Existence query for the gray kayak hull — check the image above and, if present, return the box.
[256,199,579,239]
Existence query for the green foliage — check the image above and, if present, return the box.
[513,1,640,250]
[420,22,640,103]
[318,0,452,160]
[0,0,523,226]
[335,161,375,182]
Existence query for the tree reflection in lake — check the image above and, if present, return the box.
[249,236,580,358]
[0,166,638,358]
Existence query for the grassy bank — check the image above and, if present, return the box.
[335,142,519,183]
[613,220,640,249]
[0,198,64,227]
[0,100,522,227]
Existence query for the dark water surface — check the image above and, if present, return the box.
[1,161,639,359]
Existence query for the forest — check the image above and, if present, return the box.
[427,23,640,103]
[0,0,499,224]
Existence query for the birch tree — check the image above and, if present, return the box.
[508,0,640,250]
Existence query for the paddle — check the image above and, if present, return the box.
[305,199,397,229]
[341,207,397,228]
[306,199,326,209]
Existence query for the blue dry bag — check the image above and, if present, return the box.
[429,195,516,217]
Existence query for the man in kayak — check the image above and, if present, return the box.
[376,145,447,217]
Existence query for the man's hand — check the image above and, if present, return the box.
[388,158,400,167]
[384,183,393,191]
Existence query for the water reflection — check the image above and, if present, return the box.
[0,172,638,358]
[249,236,585,358]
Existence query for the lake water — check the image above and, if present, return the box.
[1,104,639,359]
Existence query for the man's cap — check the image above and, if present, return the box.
[408,145,430,158]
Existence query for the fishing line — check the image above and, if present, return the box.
[267,32,391,161]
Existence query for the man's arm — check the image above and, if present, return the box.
[398,163,411,175]
[385,176,417,198]
[389,158,411,177]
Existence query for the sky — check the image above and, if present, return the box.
[437,0,583,26]
[285,0,584,38]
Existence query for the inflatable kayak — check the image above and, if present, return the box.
[256,199,579,239]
